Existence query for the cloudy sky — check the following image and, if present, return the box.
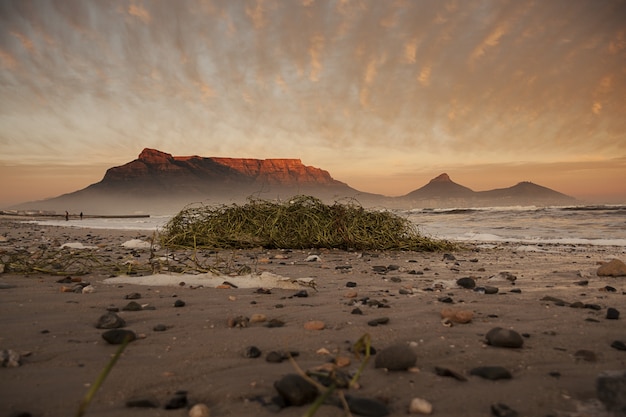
[1,0,625,207]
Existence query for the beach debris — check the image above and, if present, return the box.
[305,255,321,262]
[469,366,512,380]
[0,349,22,367]
[60,242,98,249]
[485,327,524,348]
[227,315,250,328]
[488,271,517,282]
[121,239,152,249]
[82,284,95,293]
[409,397,433,414]
[188,403,211,417]
[374,344,417,371]
[597,259,626,277]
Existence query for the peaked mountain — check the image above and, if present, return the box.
[401,173,576,207]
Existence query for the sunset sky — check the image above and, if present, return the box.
[1,0,625,207]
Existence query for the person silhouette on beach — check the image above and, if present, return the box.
[65,211,69,221]
[80,212,83,220]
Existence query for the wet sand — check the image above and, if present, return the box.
[1,219,625,417]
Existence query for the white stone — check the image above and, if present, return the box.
[188,403,210,417]
[409,397,433,414]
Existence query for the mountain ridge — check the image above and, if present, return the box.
[8,149,577,214]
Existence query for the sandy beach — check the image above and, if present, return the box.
[1,218,625,417]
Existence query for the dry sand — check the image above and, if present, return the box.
[1,219,625,417]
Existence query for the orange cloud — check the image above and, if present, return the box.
[309,34,325,82]
[469,23,508,65]
[417,64,431,86]
[10,31,35,53]
[128,3,151,24]
[0,49,17,69]
[246,0,267,29]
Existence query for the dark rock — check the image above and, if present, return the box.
[596,370,626,413]
[344,396,390,417]
[164,391,188,409]
[457,277,476,289]
[274,374,318,406]
[346,281,357,287]
[584,303,602,311]
[372,266,388,273]
[153,324,167,331]
[491,402,519,417]
[611,341,626,351]
[574,280,589,286]
[266,351,285,363]
[244,346,262,358]
[574,349,597,362]
[470,366,512,380]
[8,412,33,417]
[351,308,363,315]
[265,318,285,328]
[607,307,620,320]
[605,285,617,292]
[438,296,454,303]
[485,327,524,348]
[124,292,141,299]
[484,286,499,294]
[434,366,468,381]
[509,288,522,293]
[443,253,456,261]
[95,312,126,329]
[293,290,308,298]
[367,317,389,326]
[173,299,185,307]
[126,398,159,408]
[101,329,136,345]
[374,344,417,371]
[122,301,143,311]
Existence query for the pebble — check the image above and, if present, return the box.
[485,327,524,348]
[456,277,476,289]
[409,397,433,414]
[126,398,159,408]
[470,366,512,380]
[491,403,519,417]
[367,317,390,326]
[597,259,626,277]
[265,318,285,328]
[489,271,517,282]
[101,329,136,345]
[607,307,620,320]
[250,313,267,323]
[611,340,626,351]
[374,344,417,371]
[434,366,467,381]
[164,391,188,409]
[344,396,390,417]
[304,320,325,330]
[243,346,262,358]
[95,312,126,329]
[0,349,21,367]
[441,308,473,324]
[227,316,249,328]
[274,374,318,406]
[174,299,186,307]
[574,349,597,362]
[122,301,143,311]
[293,290,308,297]
[125,292,141,299]
[188,403,210,417]
[153,324,168,331]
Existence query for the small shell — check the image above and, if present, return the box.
[409,397,433,414]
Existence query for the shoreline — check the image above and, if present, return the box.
[1,220,625,416]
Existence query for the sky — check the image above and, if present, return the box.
[1,0,625,207]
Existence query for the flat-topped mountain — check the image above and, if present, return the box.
[9,149,577,214]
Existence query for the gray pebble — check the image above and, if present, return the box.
[485,327,524,348]
[374,344,417,371]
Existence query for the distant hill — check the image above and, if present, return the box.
[400,173,577,207]
[8,149,577,214]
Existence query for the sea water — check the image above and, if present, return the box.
[31,205,626,247]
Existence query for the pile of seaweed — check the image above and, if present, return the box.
[159,196,453,251]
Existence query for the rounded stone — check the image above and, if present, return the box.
[304,320,325,330]
[470,366,512,380]
[374,344,417,371]
[274,374,318,406]
[243,346,262,358]
[607,308,620,320]
[188,403,210,417]
[456,277,476,289]
[409,397,433,414]
[101,329,136,345]
[485,327,524,348]
[96,312,126,329]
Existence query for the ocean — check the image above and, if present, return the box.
[28,205,626,248]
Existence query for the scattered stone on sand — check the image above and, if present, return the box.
[95,311,126,329]
[250,313,267,323]
[470,366,512,380]
[596,370,626,414]
[174,299,186,307]
[188,403,211,417]
[368,317,390,326]
[265,318,285,328]
[597,259,626,277]
[441,308,474,324]
[489,272,517,282]
[409,397,433,414]
[125,292,141,299]
[164,391,188,409]
[227,316,249,328]
[0,349,21,367]
[243,346,262,358]
[344,396,390,417]
[101,329,136,345]
[153,324,168,331]
[611,341,626,351]
[574,349,597,362]
[485,327,524,348]
[483,285,499,294]
[274,374,318,406]
[304,320,325,330]
[375,344,417,371]
[491,402,519,417]
[456,277,476,289]
[434,366,468,381]
[607,307,620,320]
[122,301,143,311]
[126,398,159,408]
